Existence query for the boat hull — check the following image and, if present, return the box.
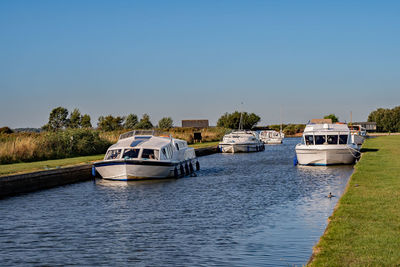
[218,143,264,153]
[262,139,283,144]
[295,145,358,165]
[94,159,197,180]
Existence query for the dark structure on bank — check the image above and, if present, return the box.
[181,120,209,128]
[182,120,209,143]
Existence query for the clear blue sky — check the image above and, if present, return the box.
[0,0,399,128]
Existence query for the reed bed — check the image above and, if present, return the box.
[0,129,110,164]
[0,127,227,165]
[169,127,228,143]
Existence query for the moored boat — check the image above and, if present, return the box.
[93,130,199,180]
[349,125,367,146]
[218,130,265,153]
[260,130,285,144]
[295,123,360,165]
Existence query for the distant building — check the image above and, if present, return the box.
[310,119,332,124]
[352,122,377,132]
[181,120,209,128]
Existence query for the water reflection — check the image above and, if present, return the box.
[0,138,353,266]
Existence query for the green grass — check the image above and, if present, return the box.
[0,154,104,177]
[309,135,400,266]
[189,141,220,149]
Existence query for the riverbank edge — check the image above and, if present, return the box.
[307,135,400,266]
[0,145,218,199]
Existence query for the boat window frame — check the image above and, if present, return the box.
[304,134,314,145]
[105,149,122,160]
[122,148,141,159]
[327,135,339,145]
[339,134,349,144]
[141,148,159,160]
[314,135,327,145]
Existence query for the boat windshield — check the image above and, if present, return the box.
[142,149,159,160]
[305,135,314,145]
[123,148,140,159]
[327,135,338,144]
[339,135,348,144]
[314,135,326,145]
[105,149,122,160]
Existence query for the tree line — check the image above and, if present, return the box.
[368,106,400,132]
[40,107,263,132]
[41,107,174,131]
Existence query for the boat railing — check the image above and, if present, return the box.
[119,130,171,140]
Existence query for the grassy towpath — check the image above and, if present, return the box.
[0,154,104,177]
[0,141,220,177]
[309,135,400,266]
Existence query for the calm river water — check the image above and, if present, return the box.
[0,138,353,266]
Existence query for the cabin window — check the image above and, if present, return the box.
[175,143,179,150]
[327,135,338,145]
[165,145,173,159]
[105,149,122,160]
[123,148,140,159]
[141,149,159,160]
[314,135,326,145]
[305,135,314,145]
[161,148,167,158]
[339,135,348,144]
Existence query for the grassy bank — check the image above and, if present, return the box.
[0,154,104,177]
[309,135,400,266]
[0,141,219,177]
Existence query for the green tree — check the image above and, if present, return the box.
[97,115,124,131]
[158,117,173,129]
[45,107,69,131]
[368,106,400,132]
[124,114,138,129]
[136,114,153,129]
[283,124,296,135]
[217,111,260,129]
[81,114,92,128]
[324,114,339,123]
[0,127,13,134]
[69,108,82,128]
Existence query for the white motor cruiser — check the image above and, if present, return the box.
[260,130,285,144]
[295,123,360,165]
[218,130,265,153]
[94,130,199,180]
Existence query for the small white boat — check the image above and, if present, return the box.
[218,130,265,153]
[295,123,360,165]
[349,125,367,146]
[94,130,199,180]
[260,130,285,144]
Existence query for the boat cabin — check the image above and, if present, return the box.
[103,131,189,161]
[302,124,351,146]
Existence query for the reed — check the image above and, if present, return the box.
[0,129,111,164]
[0,127,228,164]
[168,127,228,143]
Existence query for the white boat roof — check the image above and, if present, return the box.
[226,130,256,135]
[109,135,172,150]
[304,123,350,134]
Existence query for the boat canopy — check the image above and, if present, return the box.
[303,123,350,135]
[109,135,172,150]
[119,130,171,140]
